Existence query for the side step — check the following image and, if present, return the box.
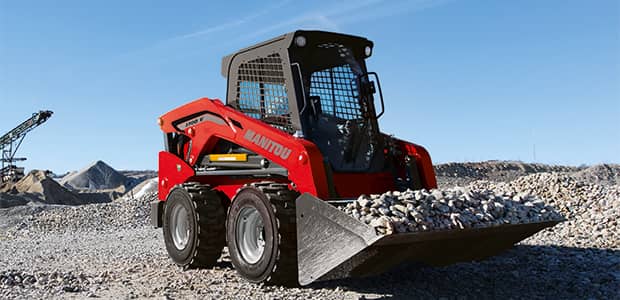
[295,193,560,286]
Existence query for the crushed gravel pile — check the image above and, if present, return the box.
[0,171,94,208]
[0,193,29,209]
[125,178,158,199]
[60,160,128,191]
[434,161,579,186]
[342,187,563,234]
[472,172,620,249]
[4,192,157,237]
[571,164,620,186]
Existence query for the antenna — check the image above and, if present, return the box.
[531,127,536,163]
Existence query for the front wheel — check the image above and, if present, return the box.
[163,183,225,268]
[226,182,299,286]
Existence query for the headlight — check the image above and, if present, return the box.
[295,36,307,47]
[365,45,372,57]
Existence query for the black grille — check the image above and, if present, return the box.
[309,64,362,120]
[235,54,293,133]
[317,42,341,49]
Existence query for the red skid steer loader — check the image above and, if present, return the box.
[152,30,558,286]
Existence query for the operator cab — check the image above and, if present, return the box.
[222,30,386,173]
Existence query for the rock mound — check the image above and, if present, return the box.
[471,172,620,249]
[10,191,157,233]
[124,178,157,200]
[1,170,83,206]
[60,161,128,191]
[435,161,579,180]
[571,164,620,185]
[435,161,581,187]
[0,170,117,208]
[0,193,29,209]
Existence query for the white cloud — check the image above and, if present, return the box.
[120,0,453,60]
[233,0,453,43]
[171,0,292,41]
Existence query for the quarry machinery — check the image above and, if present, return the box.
[153,30,558,286]
[0,110,53,183]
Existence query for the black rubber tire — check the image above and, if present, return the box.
[163,183,226,268]
[226,182,299,286]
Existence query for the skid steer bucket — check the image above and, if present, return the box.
[295,193,560,286]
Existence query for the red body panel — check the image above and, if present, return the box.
[158,97,437,202]
[395,139,438,189]
[332,172,396,197]
[158,98,329,200]
[158,151,195,200]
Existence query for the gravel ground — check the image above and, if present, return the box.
[1,163,618,299]
[2,228,617,299]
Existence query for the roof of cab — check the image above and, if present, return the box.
[220,30,371,78]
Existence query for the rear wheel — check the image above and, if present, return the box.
[163,183,226,268]
[226,182,299,286]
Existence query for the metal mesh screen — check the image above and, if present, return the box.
[309,64,362,120]
[317,42,341,49]
[235,53,293,133]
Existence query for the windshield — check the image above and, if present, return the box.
[307,44,370,121]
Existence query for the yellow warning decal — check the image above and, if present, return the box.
[208,154,248,162]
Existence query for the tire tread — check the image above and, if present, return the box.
[179,183,225,269]
[249,182,299,286]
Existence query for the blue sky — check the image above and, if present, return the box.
[1,0,618,173]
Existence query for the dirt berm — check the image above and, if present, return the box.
[0,170,110,208]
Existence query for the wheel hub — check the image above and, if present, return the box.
[236,206,266,264]
[170,205,190,250]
